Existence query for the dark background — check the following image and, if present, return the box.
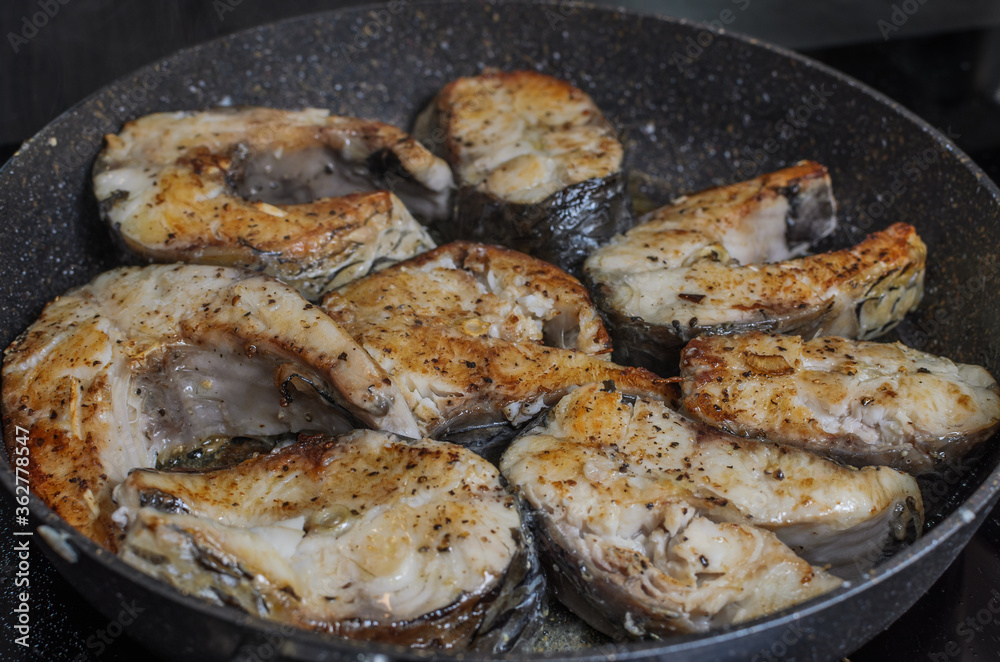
[3,1,1000,661]
[4,0,1000,148]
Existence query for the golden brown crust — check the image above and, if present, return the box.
[336,240,613,353]
[426,70,623,202]
[2,265,419,549]
[94,108,443,299]
[322,242,670,436]
[680,331,1000,473]
[115,431,531,648]
[3,303,126,549]
[682,222,927,323]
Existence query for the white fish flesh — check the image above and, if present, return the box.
[584,162,926,373]
[1,264,418,549]
[321,242,673,453]
[93,108,449,299]
[679,331,1000,474]
[113,430,543,650]
[501,384,923,637]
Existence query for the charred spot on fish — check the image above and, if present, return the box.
[98,189,130,216]
[138,488,191,514]
[365,147,410,185]
[678,293,706,304]
[156,434,294,472]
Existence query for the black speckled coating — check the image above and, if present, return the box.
[2,2,1000,661]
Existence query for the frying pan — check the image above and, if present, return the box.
[2,2,1000,660]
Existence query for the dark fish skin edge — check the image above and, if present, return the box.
[436,171,635,279]
[468,492,548,653]
[438,422,525,467]
[124,460,546,652]
[319,502,547,652]
[531,511,679,641]
[505,401,690,641]
[436,395,612,465]
[590,291,838,378]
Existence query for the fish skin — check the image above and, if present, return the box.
[415,70,632,275]
[679,331,1000,474]
[321,242,673,446]
[500,384,922,637]
[1,264,418,549]
[93,108,447,299]
[585,163,926,374]
[114,430,542,650]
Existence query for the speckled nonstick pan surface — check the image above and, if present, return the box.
[2,2,1000,660]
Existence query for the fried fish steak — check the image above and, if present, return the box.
[415,70,632,275]
[114,430,544,651]
[584,162,926,374]
[321,242,672,454]
[93,108,449,299]
[679,331,1000,474]
[501,384,923,638]
[1,264,418,549]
